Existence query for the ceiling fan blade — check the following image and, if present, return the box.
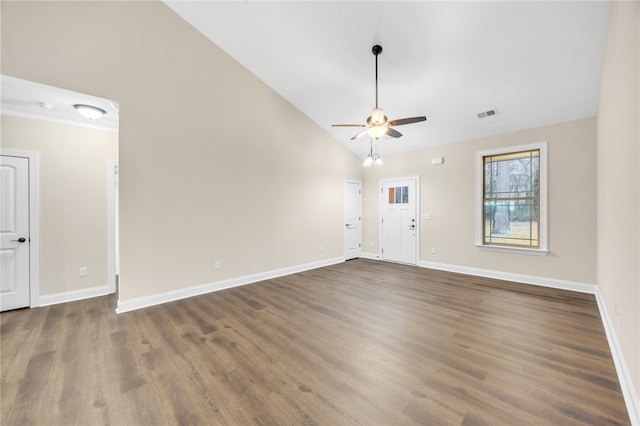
[350,129,369,140]
[387,116,427,126]
[386,127,403,138]
[332,124,366,128]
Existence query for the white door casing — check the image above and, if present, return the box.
[344,180,362,260]
[107,161,119,294]
[380,177,419,265]
[1,155,30,310]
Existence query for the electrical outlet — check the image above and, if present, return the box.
[370,241,375,247]
[320,245,324,253]
[431,247,437,254]
[214,260,221,270]
[615,301,623,327]
[618,310,623,328]
[79,267,88,277]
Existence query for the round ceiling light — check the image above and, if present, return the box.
[73,104,106,120]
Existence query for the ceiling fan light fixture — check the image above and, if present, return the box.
[331,44,426,141]
[74,104,106,120]
[373,153,383,166]
[363,153,374,167]
[367,125,387,140]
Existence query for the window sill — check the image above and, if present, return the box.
[475,244,549,256]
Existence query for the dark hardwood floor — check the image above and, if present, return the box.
[1,259,630,425]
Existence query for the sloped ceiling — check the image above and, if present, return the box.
[165,1,610,158]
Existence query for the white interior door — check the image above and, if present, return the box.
[380,177,418,265]
[1,155,30,311]
[344,180,362,260]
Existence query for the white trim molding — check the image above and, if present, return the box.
[594,288,640,425]
[39,284,111,307]
[116,256,344,314]
[474,244,549,256]
[360,251,380,260]
[419,260,597,293]
[106,160,119,295]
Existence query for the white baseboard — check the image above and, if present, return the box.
[38,284,112,307]
[116,256,344,314]
[360,251,380,260]
[418,260,598,294]
[595,288,640,425]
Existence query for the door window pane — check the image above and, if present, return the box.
[388,185,410,204]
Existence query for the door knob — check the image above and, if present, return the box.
[10,237,26,243]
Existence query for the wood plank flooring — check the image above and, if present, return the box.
[0,259,630,425]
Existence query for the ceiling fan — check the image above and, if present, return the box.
[332,44,426,141]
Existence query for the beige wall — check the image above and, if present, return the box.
[363,117,598,284]
[597,0,640,401]
[1,115,118,295]
[1,1,361,302]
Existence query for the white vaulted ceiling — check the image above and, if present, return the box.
[165,1,610,158]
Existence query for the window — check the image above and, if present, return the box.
[388,186,409,204]
[476,142,548,255]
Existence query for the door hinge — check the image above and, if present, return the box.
[381,248,384,253]
[380,188,383,193]
[359,243,361,248]
[359,190,361,194]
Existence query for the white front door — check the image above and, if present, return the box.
[380,177,418,265]
[344,180,362,260]
[1,155,31,311]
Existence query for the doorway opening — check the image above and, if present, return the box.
[1,75,120,310]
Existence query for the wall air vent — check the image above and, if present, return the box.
[477,108,498,119]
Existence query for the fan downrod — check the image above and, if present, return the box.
[372,45,383,110]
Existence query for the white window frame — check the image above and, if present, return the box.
[475,141,548,256]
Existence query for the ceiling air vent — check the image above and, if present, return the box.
[477,108,498,119]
